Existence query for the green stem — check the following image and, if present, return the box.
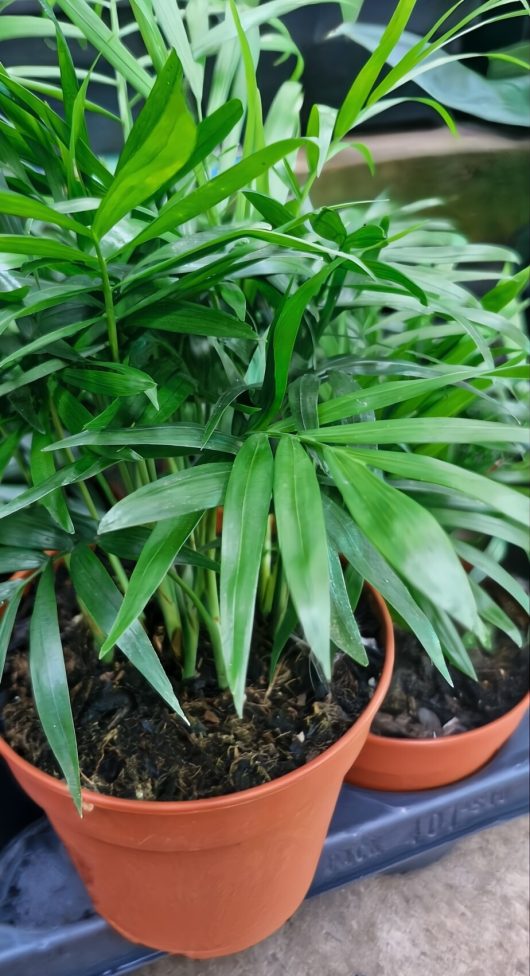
[168,568,226,685]
[157,576,182,658]
[94,240,119,363]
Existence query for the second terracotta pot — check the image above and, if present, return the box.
[345,689,529,792]
[0,586,394,958]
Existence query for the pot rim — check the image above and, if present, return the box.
[0,584,394,814]
[362,689,530,752]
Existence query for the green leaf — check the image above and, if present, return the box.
[92,51,196,240]
[0,190,91,237]
[129,302,257,340]
[128,138,310,250]
[274,438,330,676]
[258,260,341,427]
[0,456,109,522]
[335,0,418,137]
[0,235,97,267]
[70,545,187,721]
[0,584,25,684]
[153,0,203,105]
[416,596,476,681]
[0,509,73,552]
[243,190,293,227]
[62,362,158,404]
[328,547,367,665]
[324,448,478,632]
[323,495,450,681]
[305,418,528,446]
[130,0,168,74]
[45,423,239,456]
[0,317,100,372]
[175,100,244,181]
[30,430,75,534]
[482,266,530,312]
[55,0,152,96]
[29,563,81,812]
[0,547,47,573]
[471,580,523,648]
[100,512,201,656]
[99,462,232,532]
[342,448,528,528]
[317,366,491,424]
[288,374,320,432]
[220,434,273,715]
[453,540,530,615]
[431,508,529,552]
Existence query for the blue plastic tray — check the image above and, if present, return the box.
[1,712,528,976]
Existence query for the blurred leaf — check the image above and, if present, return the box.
[46,422,239,455]
[0,583,25,683]
[0,456,109,522]
[482,266,530,312]
[305,418,528,446]
[454,540,529,615]
[471,579,523,647]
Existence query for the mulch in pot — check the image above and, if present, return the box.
[1,571,384,802]
[372,589,529,741]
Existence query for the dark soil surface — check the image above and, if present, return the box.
[1,573,384,801]
[372,590,529,740]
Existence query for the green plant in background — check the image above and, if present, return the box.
[0,0,528,809]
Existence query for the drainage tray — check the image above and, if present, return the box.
[0,712,528,976]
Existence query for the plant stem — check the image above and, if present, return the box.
[94,240,119,363]
[168,569,226,685]
[157,576,182,659]
[203,508,228,688]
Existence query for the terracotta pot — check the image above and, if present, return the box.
[0,586,394,958]
[345,690,530,793]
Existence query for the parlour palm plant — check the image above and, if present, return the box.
[0,0,529,810]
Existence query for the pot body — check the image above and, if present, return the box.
[345,691,529,792]
[0,588,394,958]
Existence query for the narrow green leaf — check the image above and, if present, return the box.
[288,374,320,432]
[0,456,109,522]
[100,513,200,655]
[274,438,330,676]
[220,434,273,714]
[0,190,91,237]
[343,447,528,527]
[305,418,528,446]
[0,584,24,683]
[45,423,239,456]
[153,0,203,105]
[29,563,81,812]
[482,266,530,312]
[0,235,97,267]
[431,508,529,552]
[324,448,478,631]
[98,462,232,532]
[259,260,341,427]
[328,547,367,665]
[335,0,418,137]
[62,362,158,403]
[0,547,47,573]
[70,545,187,722]
[323,495,450,681]
[471,580,523,647]
[129,302,257,340]
[128,138,310,250]
[453,540,530,614]
[30,430,74,534]
[130,0,168,74]
[55,0,152,96]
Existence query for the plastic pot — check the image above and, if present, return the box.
[0,586,394,958]
[345,689,530,792]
